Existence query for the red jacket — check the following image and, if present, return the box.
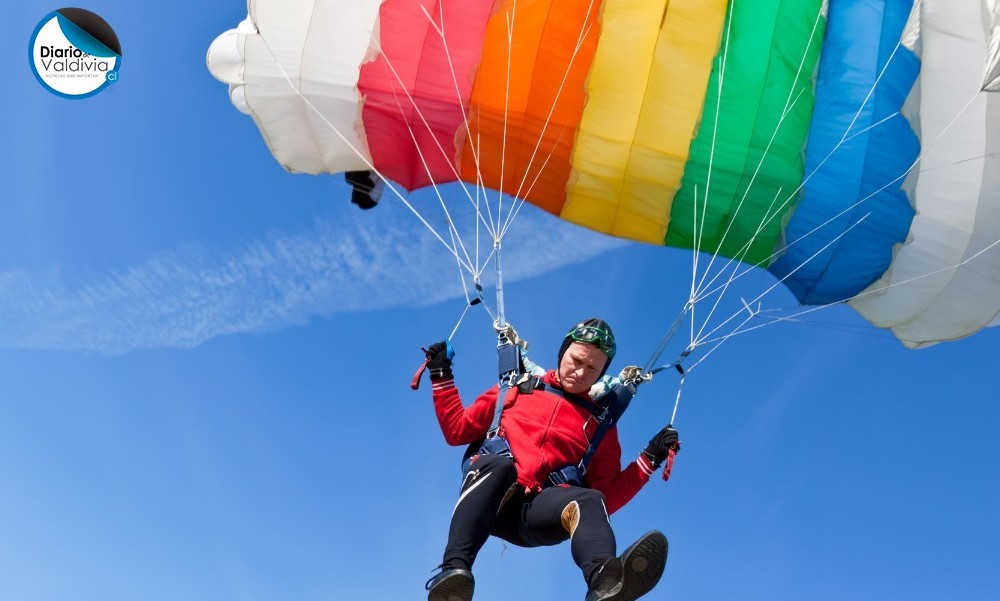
[432,370,650,514]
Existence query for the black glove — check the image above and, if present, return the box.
[642,425,680,468]
[425,340,454,381]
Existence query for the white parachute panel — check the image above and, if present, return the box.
[207,1,381,174]
[985,0,1000,90]
[850,0,1000,347]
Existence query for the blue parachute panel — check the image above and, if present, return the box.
[769,0,919,304]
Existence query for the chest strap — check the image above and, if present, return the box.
[544,382,636,478]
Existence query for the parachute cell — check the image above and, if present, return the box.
[563,0,728,244]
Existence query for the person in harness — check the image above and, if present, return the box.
[423,318,681,601]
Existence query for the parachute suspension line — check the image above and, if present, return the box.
[416,0,594,290]
[451,227,479,306]
[780,7,826,118]
[488,3,525,331]
[252,32,477,278]
[509,3,599,204]
[446,267,490,344]
[692,95,825,338]
[836,235,1000,313]
[684,308,761,373]
[497,3,518,229]
[254,28,483,275]
[496,2,594,239]
[383,87,484,277]
[669,372,686,426]
[688,225,875,369]
[416,0,502,263]
[700,151,911,303]
[840,111,901,145]
[498,2,600,241]
[448,295,477,341]
[691,187,788,343]
[691,86,807,299]
[638,310,692,426]
[696,309,890,346]
[473,82,491,238]
[499,126,572,240]
[445,226,496,343]
[694,212,872,346]
[365,36,481,214]
[366,37,500,243]
[689,212,887,369]
[685,0,737,350]
[419,2,485,187]
[836,40,905,148]
[471,243,499,282]
[497,196,527,245]
[641,301,695,376]
[692,0,737,266]
[919,151,1000,174]
[691,188,782,343]
[695,182,801,304]
[690,184,701,347]
[692,4,826,299]
[698,233,1000,347]
[492,0,589,254]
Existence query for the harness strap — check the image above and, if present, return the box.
[488,341,522,436]
[578,387,628,473]
[545,382,635,475]
[579,413,615,473]
[461,339,522,476]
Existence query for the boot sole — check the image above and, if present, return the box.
[427,571,474,601]
[614,531,669,601]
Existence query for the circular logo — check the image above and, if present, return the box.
[29,8,122,99]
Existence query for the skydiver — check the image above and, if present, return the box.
[344,170,383,209]
[423,319,681,601]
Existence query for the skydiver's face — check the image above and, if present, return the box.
[556,342,608,395]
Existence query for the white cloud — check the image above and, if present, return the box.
[0,205,625,354]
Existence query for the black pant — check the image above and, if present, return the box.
[441,453,616,584]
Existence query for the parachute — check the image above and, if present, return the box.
[207,0,1000,349]
[986,0,1000,91]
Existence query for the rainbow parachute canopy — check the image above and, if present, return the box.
[208,0,1000,348]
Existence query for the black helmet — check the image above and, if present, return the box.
[557,318,616,377]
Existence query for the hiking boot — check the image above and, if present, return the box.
[426,568,474,601]
[585,531,668,601]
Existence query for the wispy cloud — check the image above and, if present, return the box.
[0,207,625,354]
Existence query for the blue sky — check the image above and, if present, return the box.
[3,2,999,601]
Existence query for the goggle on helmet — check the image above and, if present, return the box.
[565,322,616,360]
